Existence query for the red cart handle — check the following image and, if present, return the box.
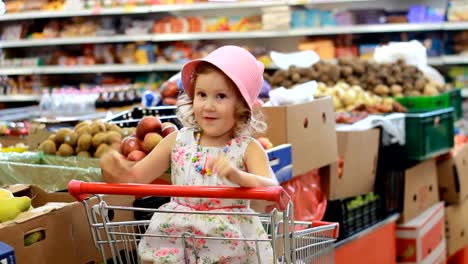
[68,180,291,211]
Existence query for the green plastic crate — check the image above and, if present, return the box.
[395,89,462,120]
[446,89,463,121]
[395,93,449,113]
[405,108,454,161]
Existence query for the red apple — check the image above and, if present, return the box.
[136,116,162,140]
[127,150,146,161]
[256,137,273,150]
[120,136,141,156]
[161,122,178,138]
[141,132,163,153]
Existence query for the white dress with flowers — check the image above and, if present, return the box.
[138,127,275,264]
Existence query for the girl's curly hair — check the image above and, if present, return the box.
[176,62,267,137]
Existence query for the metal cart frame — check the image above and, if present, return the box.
[68,180,338,264]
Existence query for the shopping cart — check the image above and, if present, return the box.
[68,180,338,264]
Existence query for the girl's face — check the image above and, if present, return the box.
[193,70,240,141]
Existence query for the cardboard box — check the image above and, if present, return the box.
[321,128,380,200]
[400,159,440,223]
[397,202,446,264]
[445,199,468,256]
[260,97,338,175]
[438,144,468,204]
[0,184,135,264]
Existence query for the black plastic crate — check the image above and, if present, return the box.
[106,106,182,129]
[323,193,384,240]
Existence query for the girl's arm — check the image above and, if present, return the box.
[101,131,177,184]
[208,139,278,187]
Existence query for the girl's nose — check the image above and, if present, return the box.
[204,97,216,110]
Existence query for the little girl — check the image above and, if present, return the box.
[100,45,277,263]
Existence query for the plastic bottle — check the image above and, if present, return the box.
[39,89,52,117]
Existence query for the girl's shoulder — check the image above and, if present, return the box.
[230,135,255,153]
[175,127,196,144]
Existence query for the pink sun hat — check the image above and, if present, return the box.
[181,45,264,110]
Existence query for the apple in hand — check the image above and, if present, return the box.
[120,136,141,156]
[136,116,162,140]
[161,122,178,138]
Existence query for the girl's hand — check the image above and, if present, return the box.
[206,154,242,185]
[100,147,134,183]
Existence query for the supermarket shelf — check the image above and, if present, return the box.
[1,55,466,75]
[0,63,185,75]
[0,34,153,48]
[0,1,285,22]
[0,95,41,102]
[3,22,466,48]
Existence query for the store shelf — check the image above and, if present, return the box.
[0,63,185,75]
[3,22,467,48]
[427,55,468,66]
[1,54,467,76]
[0,95,41,102]
[0,1,285,22]
[0,34,153,48]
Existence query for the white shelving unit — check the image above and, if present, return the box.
[2,22,467,48]
[1,55,467,76]
[0,0,376,21]
[0,95,41,102]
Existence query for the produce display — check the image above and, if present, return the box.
[315,81,406,113]
[37,120,135,158]
[264,59,450,97]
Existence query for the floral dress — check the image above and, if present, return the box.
[138,128,275,264]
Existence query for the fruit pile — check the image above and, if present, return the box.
[0,188,32,223]
[315,81,407,113]
[264,59,450,97]
[37,120,136,158]
[120,116,178,161]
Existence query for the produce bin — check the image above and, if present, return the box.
[405,108,454,160]
[0,152,101,192]
[395,89,462,120]
[322,192,384,240]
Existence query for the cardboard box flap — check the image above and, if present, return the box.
[445,201,468,256]
[438,143,468,204]
[262,106,287,147]
[454,144,468,201]
[401,159,439,223]
[4,184,31,194]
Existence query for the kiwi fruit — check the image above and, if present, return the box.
[90,122,106,135]
[77,134,92,151]
[94,143,110,158]
[92,132,107,148]
[38,140,57,155]
[106,131,122,145]
[76,151,91,158]
[63,132,78,147]
[55,128,72,144]
[57,144,74,157]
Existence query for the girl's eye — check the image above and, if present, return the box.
[216,93,226,99]
[196,92,206,98]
